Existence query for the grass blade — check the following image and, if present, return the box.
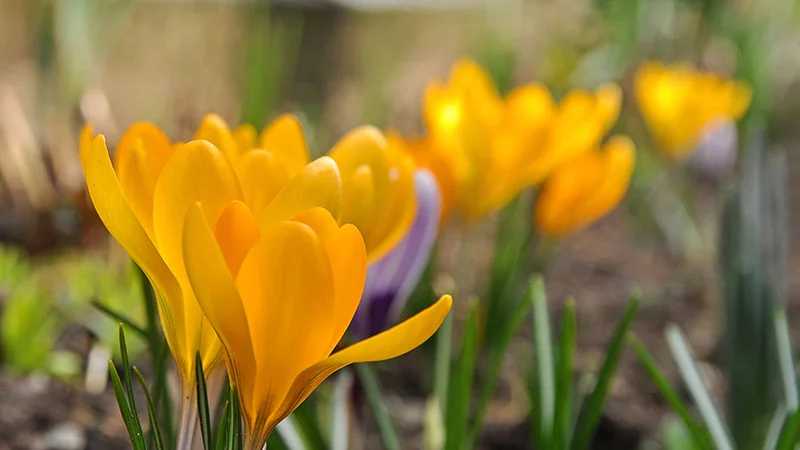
[93,300,147,338]
[553,298,577,449]
[290,401,328,450]
[571,295,639,450]
[445,299,480,450]
[629,334,711,449]
[118,325,145,448]
[133,367,165,450]
[195,353,213,449]
[109,360,145,450]
[434,313,453,421]
[775,406,800,450]
[468,285,531,448]
[531,276,555,447]
[214,400,229,450]
[356,363,401,450]
[775,309,798,411]
[666,325,734,450]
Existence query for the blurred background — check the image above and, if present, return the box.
[1,0,800,448]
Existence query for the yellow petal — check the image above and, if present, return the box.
[235,221,337,424]
[257,156,341,232]
[182,202,257,403]
[81,134,186,373]
[360,148,417,261]
[235,150,291,216]
[233,124,258,153]
[291,208,367,352]
[322,223,366,352]
[260,114,310,177]
[152,140,243,275]
[195,114,239,162]
[114,122,173,175]
[269,295,453,429]
[214,200,261,277]
[152,139,242,373]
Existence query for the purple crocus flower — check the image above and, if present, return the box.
[351,169,441,338]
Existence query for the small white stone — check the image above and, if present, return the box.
[44,422,86,450]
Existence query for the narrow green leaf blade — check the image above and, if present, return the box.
[775,404,800,449]
[133,367,165,450]
[118,325,145,449]
[571,295,639,450]
[531,276,555,447]
[467,284,531,448]
[356,363,402,450]
[109,360,145,450]
[553,298,577,449]
[629,334,711,449]
[666,325,733,450]
[445,299,480,450]
[775,309,798,411]
[92,300,147,338]
[195,353,213,450]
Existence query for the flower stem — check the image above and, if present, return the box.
[176,389,198,450]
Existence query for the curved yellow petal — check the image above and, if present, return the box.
[235,150,291,216]
[260,114,309,177]
[360,147,417,261]
[269,295,453,429]
[291,208,367,352]
[321,223,366,352]
[195,114,239,162]
[113,122,174,238]
[182,202,257,405]
[235,221,337,425]
[214,200,261,277]
[80,134,186,374]
[152,139,242,373]
[337,165,375,230]
[114,122,173,174]
[257,156,342,232]
[233,124,258,153]
[535,136,635,237]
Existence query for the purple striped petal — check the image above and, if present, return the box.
[352,169,441,338]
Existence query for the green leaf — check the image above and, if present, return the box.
[214,399,229,450]
[553,298,577,449]
[467,284,531,448]
[531,276,555,447]
[775,309,798,411]
[290,401,328,450]
[571,295,639,450]
[665,325,733,450]
[629,334,711,449]
[775,405,800,450]
[93,300,147,338]
[434,313,454,420]
[133,367,165,450]
[195,353,213,450]
[355,363,402,450]
[118,325,145,446]
[109,360,146,450]
[226,384,242,450]
[445,299,480,450]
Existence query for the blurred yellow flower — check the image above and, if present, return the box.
[420,58,622,221]
[535,136,635,237]
[635,61,752,160]
[183,203,451,448]
[82,114,450,449]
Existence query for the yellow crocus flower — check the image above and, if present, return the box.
[535,136,635,237]
[635,61,752,160]
[81,114,425,447]
[420,58,622,221]
[183,202,451,449]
